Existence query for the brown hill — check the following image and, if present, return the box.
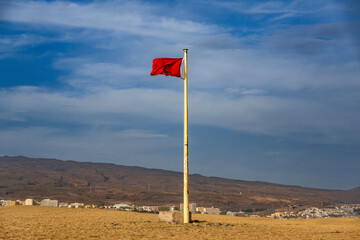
[0,156,359,212]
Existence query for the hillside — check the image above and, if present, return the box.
[0,156,359,212]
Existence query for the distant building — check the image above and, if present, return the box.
[0,200,11,206]
[40,199,59,207]
[270,211,296,219]
[25,199,34,206]
[59,202,69,208]
[138,206,158,212]
[180,203,197,212]
[205,206,221,215]
[70,203,84,208]
[196,206,221,215]
[113,203,131,210]
[226,211,245,217]
[196,207,206,213]
[189,203,197,212]
[84,205,97,209]
[340,206,355,214]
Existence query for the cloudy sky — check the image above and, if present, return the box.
[1,0,359,190]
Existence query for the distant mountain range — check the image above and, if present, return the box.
[1,156,359,213]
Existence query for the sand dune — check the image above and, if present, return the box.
[1,206,359,240]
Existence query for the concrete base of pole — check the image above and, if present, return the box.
[158,211,192,224]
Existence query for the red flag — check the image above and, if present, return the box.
[150,58,183,78]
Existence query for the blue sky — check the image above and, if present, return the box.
[0,0,359,190]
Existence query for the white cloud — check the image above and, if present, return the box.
[188,47,360,92]
[1,1,217,41]
[212,0,340,20]
[0,34,52,58]
[1,85,360,144]
[54,58,150,88]
[0,34,48,47]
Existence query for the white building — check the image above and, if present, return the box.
[70,203,84,208]
[139,206,158,212]
[59,202,69,208]
[40,199,59,207]
[0,200,11,206]
[227,211,245,217]
[113,203,131,210]
[25,199,34,206]
[205,206,221,215]
[196,206,221,215]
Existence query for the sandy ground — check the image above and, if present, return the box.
[0,206,359,240]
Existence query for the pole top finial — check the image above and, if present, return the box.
[183,49,188,52]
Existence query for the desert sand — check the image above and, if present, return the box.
[0,206,359,240]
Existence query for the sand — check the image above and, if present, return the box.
[1,206,359,240]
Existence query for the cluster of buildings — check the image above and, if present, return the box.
[297,205,360,219]
[0,198,223,215]
[0,199,93,209]
[270,205,360,219]
[108,202,223,215]
[180,203,221,215]
[0,199,59,207]
[2,198,359,219]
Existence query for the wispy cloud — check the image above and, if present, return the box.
[1,1,217,41]
[0,34,51,58]
[54,58,149,88]
[2,85,360,144]
[213,0,340,21]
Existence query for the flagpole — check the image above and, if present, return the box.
[183,48,190,224]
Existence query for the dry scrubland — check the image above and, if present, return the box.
[0,206,359,240]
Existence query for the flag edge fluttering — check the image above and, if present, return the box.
[150,57,183,78]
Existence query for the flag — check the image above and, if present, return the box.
[150,58,183,78]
